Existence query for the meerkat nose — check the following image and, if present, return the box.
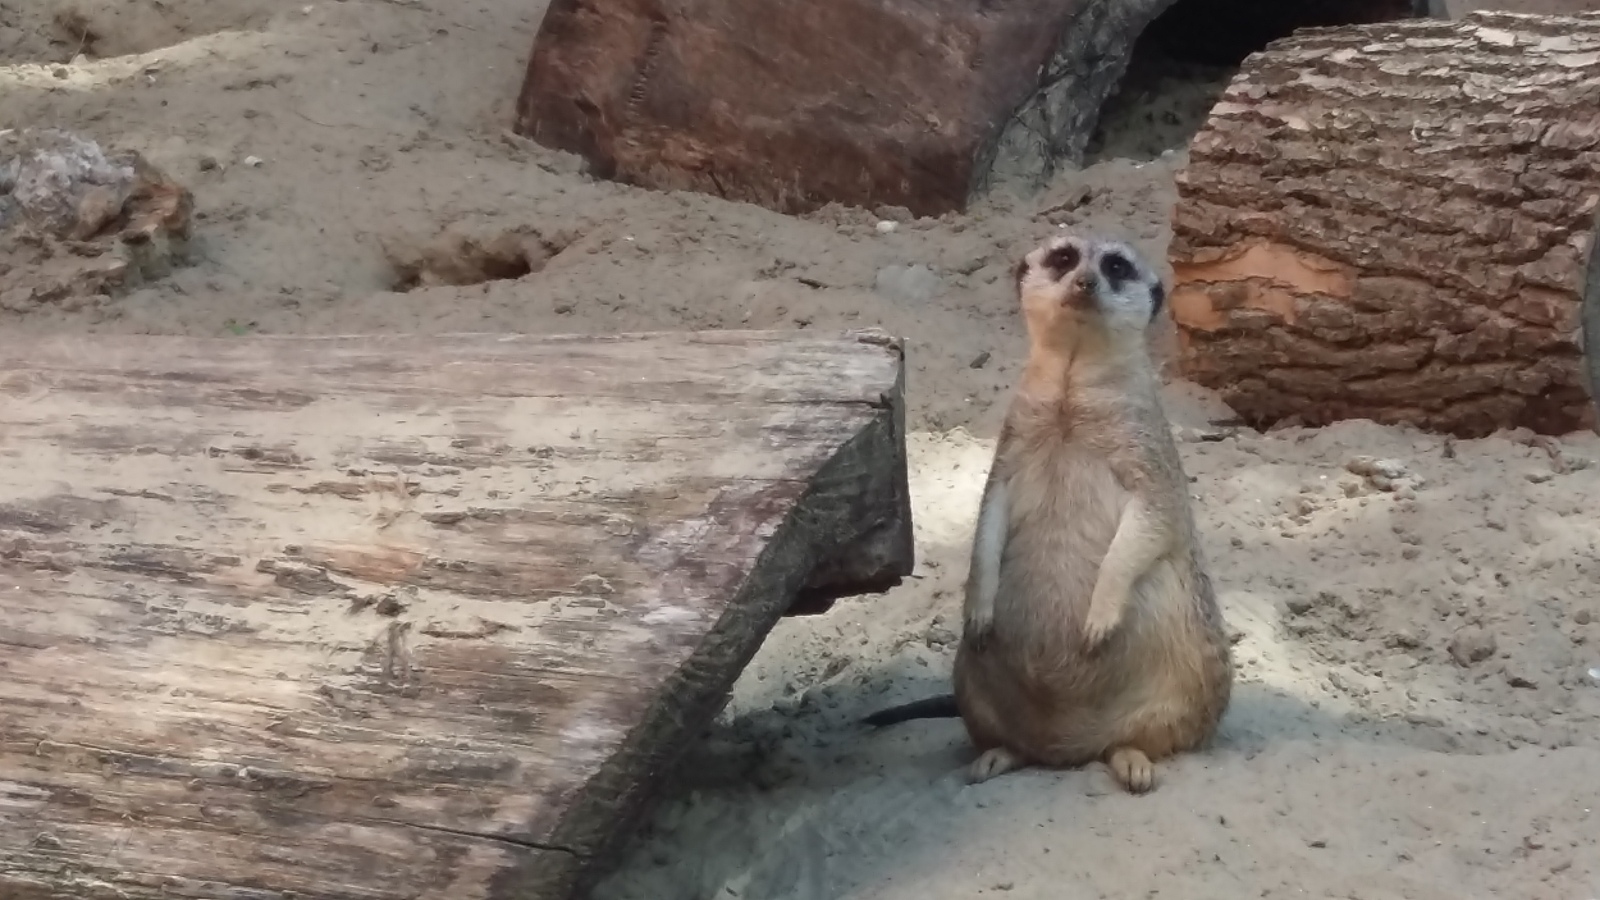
[1074,271,1097,293]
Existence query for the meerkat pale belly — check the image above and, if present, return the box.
[956,444,1214,757]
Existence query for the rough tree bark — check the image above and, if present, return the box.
[1170,11,1600,438]
[0,330,911,900]
[513,0,1178,218]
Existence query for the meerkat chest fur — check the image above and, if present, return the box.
[989,364,1194,640]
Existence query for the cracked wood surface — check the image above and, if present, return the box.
[1171,10,1600,438]
[0,329,912,900]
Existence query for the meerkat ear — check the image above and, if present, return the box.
[1012,257,1029,288]
[1149,281,1166,322]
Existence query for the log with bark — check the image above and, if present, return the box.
[514,0,1181,218]
[1170,10,1600,438]
[0,329,911,900]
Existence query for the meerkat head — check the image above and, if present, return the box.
[1012,233,1166,349]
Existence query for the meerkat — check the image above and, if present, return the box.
[863,233,1233,793]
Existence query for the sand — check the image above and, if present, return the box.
[3,1,1599,898]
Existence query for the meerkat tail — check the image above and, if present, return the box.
[862,694,961,727]
[1084,494,1173,643]
[963,476,1009,640]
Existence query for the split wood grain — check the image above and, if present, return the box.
[0,329,912,900]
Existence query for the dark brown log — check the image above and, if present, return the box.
[0,329,911,900]
[1170,11,1600,439]
[512,0,1180,218]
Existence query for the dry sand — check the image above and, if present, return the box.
[4,1,1600,898]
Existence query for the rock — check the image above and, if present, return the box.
[1503,669,1538,690]
[1385,629,1423,650]
[924,617,958,648]
[0,128,193,313]
[1447,627,1497,667]
[1344,456,1416,492]
[514,0,1176,216]
[1284,595,1317,617]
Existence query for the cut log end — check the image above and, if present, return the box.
[1170,11,1600,439]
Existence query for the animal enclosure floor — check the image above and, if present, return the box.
[3,0,1600,898]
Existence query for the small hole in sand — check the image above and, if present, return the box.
[1086,0,1430,164]
[382,226,572,293]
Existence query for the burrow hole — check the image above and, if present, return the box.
[383,226,580,293]
[1086,0,1433,164]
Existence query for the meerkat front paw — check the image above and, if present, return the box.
[1081,590,1126,648]
[967,746,1025,783]
[1107,747,1155,794]
[963,609,995,652]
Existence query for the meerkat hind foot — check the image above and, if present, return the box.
[1107,747,1155,794]
[968,747,1027,784]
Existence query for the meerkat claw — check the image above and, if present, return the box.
[1107,747,1155,793]
[963,614,994,652]
[968,746,1026,783]
[1081,595,1124,649]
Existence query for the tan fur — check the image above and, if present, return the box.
[953,233,1233,794]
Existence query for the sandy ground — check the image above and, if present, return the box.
[4,1,1600,898]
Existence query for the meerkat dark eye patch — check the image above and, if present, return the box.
[1042,244,1080,279]
[1100,253,1134,285]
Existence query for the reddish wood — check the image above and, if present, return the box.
[512,0,1179,217]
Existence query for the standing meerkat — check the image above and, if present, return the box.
[864,232,1233,793]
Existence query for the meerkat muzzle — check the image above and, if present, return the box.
[1065,271,1098,308]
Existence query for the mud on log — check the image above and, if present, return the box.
[515,0,1179,218]
[1170,11,1600,438]
[0,330,911,900]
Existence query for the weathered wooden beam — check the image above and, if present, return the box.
[0,329,911,900]
[1169,10,1600,438]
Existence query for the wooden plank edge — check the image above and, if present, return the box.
[790,332,913,615]
[491,332,911,898]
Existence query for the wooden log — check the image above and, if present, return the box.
[1169,10,1600,438]
[0,329,911,900]
[513,0,1179,218]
